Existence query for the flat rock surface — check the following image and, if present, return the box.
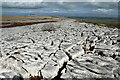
[0,19,120,80]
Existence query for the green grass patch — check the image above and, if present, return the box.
[67,17,120,28]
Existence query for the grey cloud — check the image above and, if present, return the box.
[2,0,120,2]
[56,2,117,9]
[56,2,78,9]
[2,2,48,9]
[55,2,118,10]
[86,2,118,9]
[60,0,119,2]
[2,2,78,9]
[2,2,118,9]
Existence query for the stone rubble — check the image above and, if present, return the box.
[0,19,120,80]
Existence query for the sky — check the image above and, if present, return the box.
[1,0,119,18]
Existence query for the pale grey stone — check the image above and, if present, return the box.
[61,54,119,79]
[0,19,119,79]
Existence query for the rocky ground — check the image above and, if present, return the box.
[0,19,120,80]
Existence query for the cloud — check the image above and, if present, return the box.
[52,10,59,13]
[2,2,118,10]
[56,2,78,9]
[93,8,113,13]
[84,2,118,9]
[1,0,120,2]
[2,2,79,10]
[2,2,48,9]
[61,0,119,2]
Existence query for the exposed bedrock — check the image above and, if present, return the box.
[0,19,120,80]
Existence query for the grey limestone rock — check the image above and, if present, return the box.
[0,19,119,79]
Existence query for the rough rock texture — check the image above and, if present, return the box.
[0,19,120,80]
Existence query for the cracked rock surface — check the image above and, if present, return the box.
[0,19,120,79]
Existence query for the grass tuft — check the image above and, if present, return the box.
[41,23,56,32]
